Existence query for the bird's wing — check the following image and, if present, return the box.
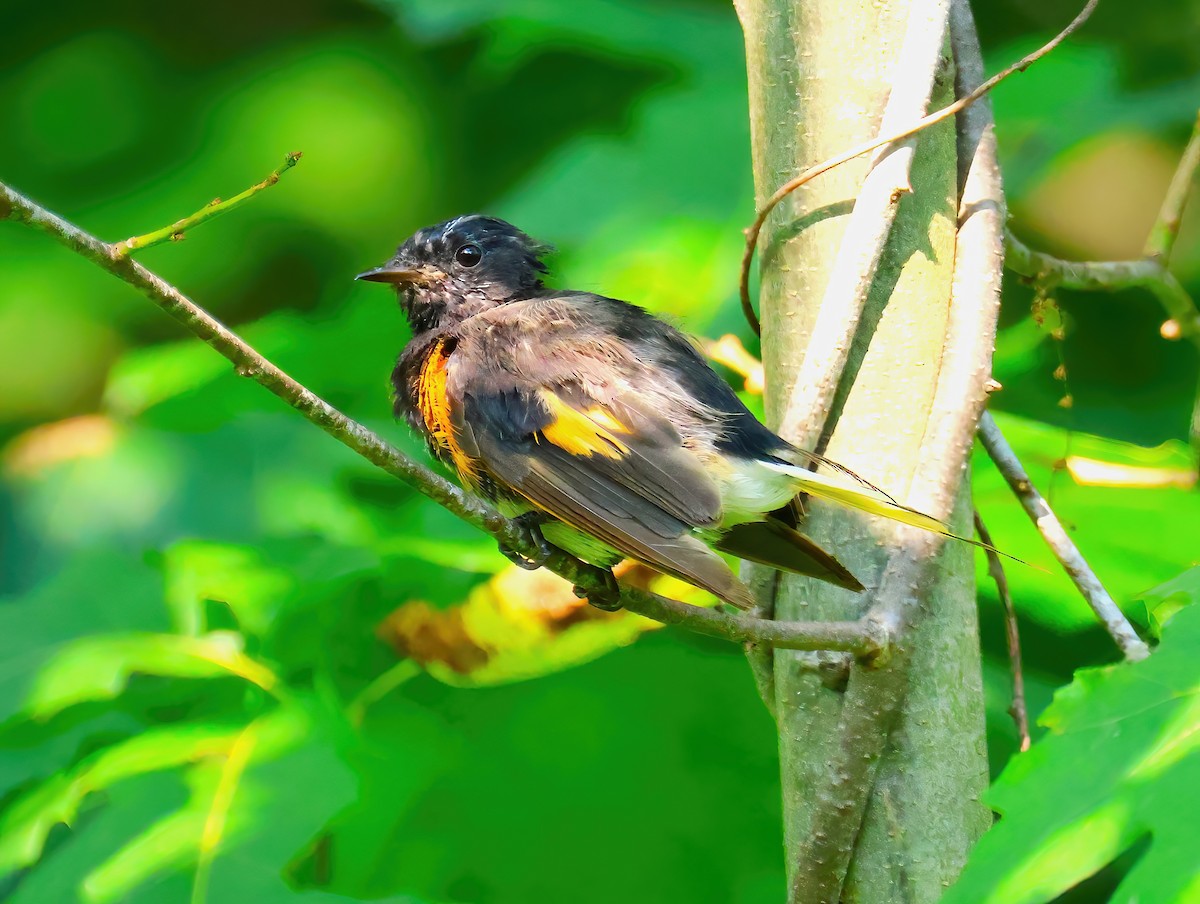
[449,366,753,607]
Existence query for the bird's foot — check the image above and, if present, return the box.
[572,567,623,612]
[499,511,554,571]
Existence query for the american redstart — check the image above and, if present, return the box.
[358,215,952,610]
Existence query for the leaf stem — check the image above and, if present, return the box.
[347,660,421,726]
[191,720,261,904]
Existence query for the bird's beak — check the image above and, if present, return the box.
[355,265,443,287]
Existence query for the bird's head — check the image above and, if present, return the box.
[357,215,552,332]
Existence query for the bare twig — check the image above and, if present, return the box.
[776,0,951,450]
[789,5,1008,897]
[0,178,886,658]
[112,153,302,256]
[1145,109,1200,263]
[974,510,1030,751]
[739,0,1099,334]
[978,412,1150,661]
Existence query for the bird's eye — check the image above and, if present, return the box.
[454,243,483,268]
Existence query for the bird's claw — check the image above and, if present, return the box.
[499,512,553,571]
[573,568,623,612]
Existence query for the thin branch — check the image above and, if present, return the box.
[1145,109,1200,263]
[776,0,951,451]
[739,0,1098,334]
[113,152,302,256]
[974,510,1030,752]
[978,412,1150,661]
[0,178,886,657]
[1005,230,1200,346]
[789,5,1009,896]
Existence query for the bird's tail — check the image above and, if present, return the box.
[760,458,1032,567]
[762,459,948,533]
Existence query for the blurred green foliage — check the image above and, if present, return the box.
[1,0,1198,901]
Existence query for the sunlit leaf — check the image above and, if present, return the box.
[25,632,277,722]
[0,723,244,879]
[377,562,710,687]
[946,591,1200,904]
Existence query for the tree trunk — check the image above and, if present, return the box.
[736,1,999,900]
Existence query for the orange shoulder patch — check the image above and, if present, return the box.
[538,391,630,459]
[417,340,479,482]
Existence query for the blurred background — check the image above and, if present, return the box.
[0,0,1197,902]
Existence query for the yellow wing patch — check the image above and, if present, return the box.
[417,339,479,482]
[538,391,630,459]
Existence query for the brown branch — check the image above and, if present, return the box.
[1004,109,1200,456]
[0,177,889,658]
[974,510,1030,751]
[739,0,1099,335]
[978,412,1150,661]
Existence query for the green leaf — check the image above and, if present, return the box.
[1136,567,1200,639]
[0,723,244,879]
[0,551,170,725]
[946,594,1200,904]
[0,703,375,903]
[25,632,278,721]
[77,706,347,904]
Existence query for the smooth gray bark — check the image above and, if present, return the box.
[737,1,993,899]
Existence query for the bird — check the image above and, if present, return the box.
[357,214,949,611]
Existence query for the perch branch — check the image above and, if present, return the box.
[978,413,1150,661]
[113,152,302,256]
[739,0,1098,334]
[974,510,1030,751]
[0,177,887,657]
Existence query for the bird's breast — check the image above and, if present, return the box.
[414,338,480,484]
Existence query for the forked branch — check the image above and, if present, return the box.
[738,0,1099,334]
